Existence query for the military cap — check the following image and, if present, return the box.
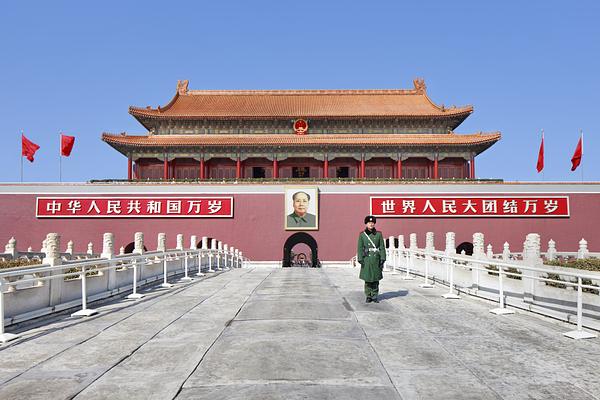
[364,215,377,224]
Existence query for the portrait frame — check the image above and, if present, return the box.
[284,186,319,231]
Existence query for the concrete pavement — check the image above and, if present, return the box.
[0,267,599,399]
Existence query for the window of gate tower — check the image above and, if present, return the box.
[292,167,310,178]
[252,167,266,178]
[336,166,349,178]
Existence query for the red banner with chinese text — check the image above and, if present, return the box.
[36,197,233,218]
[370,196,569,217]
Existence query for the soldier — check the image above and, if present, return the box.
[357,215,386,303]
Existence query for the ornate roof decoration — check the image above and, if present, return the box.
[129,79,473,122]
[176,79,189,95]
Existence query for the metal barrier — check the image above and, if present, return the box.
[0,247,249,343]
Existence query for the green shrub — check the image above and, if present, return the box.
[545,258,600,272]
[0,259,42,270]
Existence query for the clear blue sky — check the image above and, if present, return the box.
[1,1,598,182]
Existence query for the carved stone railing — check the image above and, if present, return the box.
[0,232,249,343]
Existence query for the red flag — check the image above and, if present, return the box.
[21,134,40,162]
[61,134,75,157]
[570,134,583,171]
[536,132,544,173]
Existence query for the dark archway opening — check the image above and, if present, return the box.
[456,242,473,256]
[123,242,148,254]
[282,232,320,268]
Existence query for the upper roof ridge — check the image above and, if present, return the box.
[185,88,419,95]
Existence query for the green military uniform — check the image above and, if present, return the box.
[357,226,386,301]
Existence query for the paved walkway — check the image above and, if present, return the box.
[1,267,600,400]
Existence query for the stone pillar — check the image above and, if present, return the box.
[190,235,198,250]
[239,251,244,268]
[201,237,208,250]
[43,234,61,263]
[4,237,16,258]
[409,233,417,250]
[41,238,47,253]
[387,236,396,270]
[43,233,63,306]
[486,244,494,259]
[502,242,511,261]
[66,240,74,255]
[577,238,589,259]
[523,233,542,303]
[397,235,405,250]
[546,239,556,261]
[87,242,94,255]
[223,243,229,268]
[230,246,235,268]
[157,233,166,252]
[445,232,455,255]
[27,246,32,252]
[102,233,115,259]
[207,238,217,272]
[425,232,434,252]
[119,246,125,256]
[134,232,144,254]
[217,241,223,270]
[473,233,485,258]
[472,232,485,291]
[102,233,117,290]
[176,234,184,251]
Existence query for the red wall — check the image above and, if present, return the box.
[0,186,598,261]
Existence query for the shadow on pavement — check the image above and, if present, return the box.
[378,290,409,301]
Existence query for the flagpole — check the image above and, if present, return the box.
[59,132,62,183]
[20,130,24,183]
[580,130,584,183]
[541,129,544,182]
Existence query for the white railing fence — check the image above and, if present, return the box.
[380,231,599,340]
[0,232,249,343]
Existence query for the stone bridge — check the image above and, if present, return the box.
[1,267,599,400]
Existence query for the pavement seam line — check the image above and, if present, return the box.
[69,268,259,399]
[0,270,239,390]
[173,268,274,397]
[390,275,506,399]
[324,269,405,400]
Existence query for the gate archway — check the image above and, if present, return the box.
[282,232,320,268]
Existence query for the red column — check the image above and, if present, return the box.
[434,155,439,179]
[360,155,365,178]
[127,156,132,180]
[470,155,475,179]
[163,157,169,180]
[397,159,402,179]
[236,156,241,179]
[200,157,205,179]
[323,157,329,178]
[273,158,278,179]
